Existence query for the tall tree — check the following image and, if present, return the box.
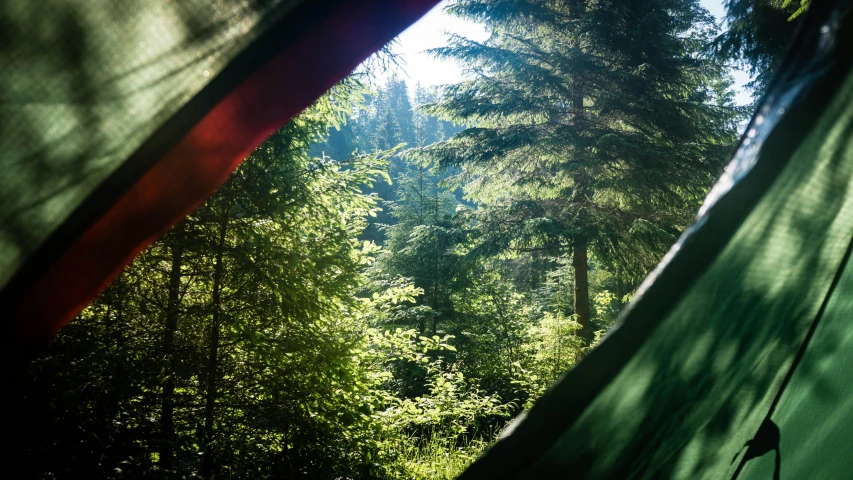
[373,164,472,335]
[421,0,740,344]
[386,76,418,147]
[158,223,185,471]
[712,0,805,98]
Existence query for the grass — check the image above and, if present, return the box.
[394,429,493,480]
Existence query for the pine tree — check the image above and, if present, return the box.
[386,76,418,147]
[712,0,805,99]
[374,164,471,335]
[420,0,741,344]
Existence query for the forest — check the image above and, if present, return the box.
[4,0,809,478]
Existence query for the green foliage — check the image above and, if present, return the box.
[396,428,493,480]
[311,76,464,243]
[6,76,513,479]
[711,0,806,98]
[782,0,810,19]
[512,312,583,407]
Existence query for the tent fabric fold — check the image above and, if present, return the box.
[460,1,853,478]
[0,0,441,371]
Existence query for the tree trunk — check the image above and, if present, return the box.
[202,219,227,479]
[573,241,591,344]
[616,268,628,304]
[159,225,184,471]
[568,0,589,346]
[104,273,127,455]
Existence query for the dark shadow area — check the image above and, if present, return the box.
[737,419,781,480]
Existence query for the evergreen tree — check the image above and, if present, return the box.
[413,83,464,146]
[420,0,740,344]
[309,77,463,243]
[711,0,805,99]
[413,83,441,146]
[373,165,472,336]
[386,76,418,147]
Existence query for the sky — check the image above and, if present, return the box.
[388,0,753,106]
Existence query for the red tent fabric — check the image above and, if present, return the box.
[0,0,440,371]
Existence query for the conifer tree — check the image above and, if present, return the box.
[420,0,740,344]
[712,0,805,98]
[386,76,418,147]
[374,164,471,334]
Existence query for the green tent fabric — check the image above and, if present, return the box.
[0,0,440,372]
[460,1,853,478]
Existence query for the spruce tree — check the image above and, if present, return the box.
[373,164,471,334]
[712,0,805,99]
[420,0,740,344]
[386,76,418,147]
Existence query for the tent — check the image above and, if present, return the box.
[0,0,441,371]
[1,0,852,479]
